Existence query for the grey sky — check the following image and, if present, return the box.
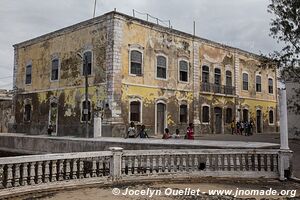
[0,0,280,89]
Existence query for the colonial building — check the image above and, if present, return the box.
[0,90,12,133]
[11,11,278,137]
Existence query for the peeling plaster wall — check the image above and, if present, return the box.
[0,100,12,133]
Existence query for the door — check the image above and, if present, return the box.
[243,109,249,122]
[256,110,262,133]
[214,107,222,134]
[156,103,166,135]
[49,102,58,135]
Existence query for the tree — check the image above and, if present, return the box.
[268,0,300,78]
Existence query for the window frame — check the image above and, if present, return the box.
[82,50,93,76]
[81,99,92,123]
[129,49,143,76]
[202,65,210,83]
[242,72,249,91]
[202,104,210,124]
[225,70,232,86]
[225,107,233,124]
[25,64,32,85]
[179,103,188,123]
[214,67,221,85]
[268,77,274,94]
[255,74,262,92]
[129,99,142,124]
[155,54,168,80]
[178,59,189,83]
[50,58,60,82]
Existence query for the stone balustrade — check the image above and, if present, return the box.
[0,148,292,189]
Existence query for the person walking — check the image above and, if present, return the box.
[236,121,241,135]
[186,123,194,140]
[231,120,235,135]
[125,122,136,138]
[136,125,149,138]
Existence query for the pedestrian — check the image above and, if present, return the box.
[172,129,180,139]
[231,120,235,135]
[125,122,136,138]
[241,121,244,135]
[236,121,241,135]
[47,124,53,136]
[186,123,194,140]
[244,121,249,136]
[162,128,172,139]
[136,125,149,138]
[249,119,254,136]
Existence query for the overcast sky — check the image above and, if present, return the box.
[0,0,280,89]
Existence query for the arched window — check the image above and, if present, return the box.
[269,110,274,124]
[179,104,188,123]
[24,104,31,122]
[83,51,92,75]
[130,101,141,122]
[256,75,261,92]
[156,55,167,79]
[179,60,188,82]
[268,78,273,94]
[25,64,32,84]
[226,108,233,123]
[130,50,142,75]
[202,106,210,123]
[226,70,232,86]
[51,59,59,81]
[242,73,248,90]
[202,66,209,83]
[214,68,221,85]
[81,100,91,122]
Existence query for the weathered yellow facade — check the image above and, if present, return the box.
[12,11,278,137]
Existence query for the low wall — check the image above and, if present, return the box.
[0,133,280,154]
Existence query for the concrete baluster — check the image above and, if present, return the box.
[152,156,157,174]
[170,155,175,172]
[57,160,64,180]
[266,155,271,171]
[72,159,78,179]
[176,156,181,172]
[158,156,163,173]
[217,155,222,171]
[205,155,211,171]
[236,155,241,171]
[146,156,150,174]
[14,164,20,187]
[65,160,71,179]
[44,161,50,183]
[36,161,43,184]
[182,155,187,171]
[193,155,199,171]
[78,160,84,179]
[121,158,126,175]
[273,154,278,172]
[0,165,4,188]
[28,162,35,185]
[224,155,228,171]
[134,156,138,174]
[247,155,252,171]
[109,147,123,180]
[6,164,13,188]
[241,154,246,171]
[229,154,234,171]
[51,160,57,182]
[260,155,265,171]
[254,155,258,171]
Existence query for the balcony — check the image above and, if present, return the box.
[201,82,235,95]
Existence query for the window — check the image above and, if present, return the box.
[130,50,142,75]
[81,100,91,122]
[202,66,209,83]
[24,104,31,122]
[256,75,261,92]
[269,110,274,124]
[268,78,273,94]
[25,65,32,84]
[226,71,232,86]
[83,51,92,76]
[179,60,188,82]
[242,109,249,122]
[242,73,248,90]
[156,55,167,79]
[179,105,188,123]
[130,101,141,122]
[51,59,59,81]
[226,108,233,123]
[202,106,210,123]
[214,68,221,85]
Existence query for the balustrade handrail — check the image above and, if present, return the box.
[0,151,112,165]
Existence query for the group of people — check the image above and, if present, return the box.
[125,122,195,140]
[231,120,254,136]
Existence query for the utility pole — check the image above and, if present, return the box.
[84,54,89,138]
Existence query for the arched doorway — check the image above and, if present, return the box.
[156,102,166,135]
[214,107,222,134]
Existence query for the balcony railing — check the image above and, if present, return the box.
[201,82,235,95]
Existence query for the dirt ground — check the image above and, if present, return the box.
[14,178,300,200]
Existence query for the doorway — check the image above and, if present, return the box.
[49,102,58,135]
[214,107,222,134]
[242,109,249,122]
[156,103,166,135]
[256,110,262,133]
